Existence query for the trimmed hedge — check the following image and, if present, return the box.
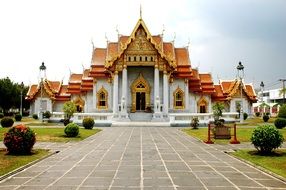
[263,115,270,122]
[32,114,38,120]
[251,125,284,154]
[274,118,286,129]
[1,117,14,128]
[82,117,95,129]
[64,123,79,137]
[15,114,22,121]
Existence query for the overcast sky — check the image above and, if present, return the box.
[0,0,285,90]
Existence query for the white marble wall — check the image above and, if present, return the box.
[53,102,65,112]
[33,97,52,116]
[93,79,113,112]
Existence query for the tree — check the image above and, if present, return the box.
[0,77,30,113]
[63,101,76,120]
[212,102,225,126]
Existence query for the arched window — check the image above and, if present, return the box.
[197,97,208,113]
[173,87,184,109]
[97,87,108,109]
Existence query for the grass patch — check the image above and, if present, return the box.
[231,149,286,178]
[0,149,49,176]
[26,122,63,127]
[182,127,286,144]
[0,128,101,142]
[237,117,276,126]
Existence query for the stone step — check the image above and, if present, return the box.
[129,112,153,121]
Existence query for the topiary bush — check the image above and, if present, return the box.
[1,117,14,128]
[0,113,4,119]
[32,114,38,120]
[255,112,260,117]
[64,123,79,137]
[43,111,51,119]
[82,117,95,129]
[278,104,286,119]
[243,112,248,120]
[3,124,36,154]
[274,118,286,129]
[263,115,270,122]
[251,125,284,154]
[15,114,22,121]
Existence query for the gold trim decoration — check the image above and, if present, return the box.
[131,73,151,112]
[97,86,108,110]
[173,87,184,109]
[197,96,208,113]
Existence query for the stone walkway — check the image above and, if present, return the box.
[1,127,286,190]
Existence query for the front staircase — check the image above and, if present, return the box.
[129,112,153,121]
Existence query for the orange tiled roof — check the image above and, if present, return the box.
[199,74,215,94]
[26,80,71,101]
[212,80,257,102]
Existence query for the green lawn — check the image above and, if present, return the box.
[183,126,286,144]
[231,149,286,178]
[0,149,50,176]
[0,127,101,142]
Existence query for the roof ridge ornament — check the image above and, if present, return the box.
[140,4,142,19]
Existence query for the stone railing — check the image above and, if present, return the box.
[169,112,239,127]
[50,112,113,126]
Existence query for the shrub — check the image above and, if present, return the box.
[43,111,51,119]
[243,112,248,120]
[191,117,199,129]
[22,111,29,117]
[278,104,286,119]
[64,123,79,137]
[274,118,286,129]
[83,117,95,129]
[0,113,4,118]
[255,112,260,117]
[3,124,36,154]
[15,114,22,121]
[63,119,71,126]
[32,114,38,120]
[263,115,270,122]
[251,125,284,154]
[1,117,14,128]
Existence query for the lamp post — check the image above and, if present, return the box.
[260,81,264,103]
[39,62,46,122]
[237,61,244,123]
[20,82,24,116]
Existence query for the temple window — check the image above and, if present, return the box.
[197,97,208,113]
[134,56,137,61]
[173,87,184,109]
[145,56,148,61]
[150,57,153,61]
[128,56,131,62]
[97,87,108,109]
[140,56,142,61]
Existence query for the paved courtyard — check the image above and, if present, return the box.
[1,127,286,190]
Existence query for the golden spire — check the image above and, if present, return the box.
[140,4,142,19]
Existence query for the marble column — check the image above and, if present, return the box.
[184,79,189,110]
[113,71,118,115]
[93,80,97,111]
[163,71,169,115]
[154,65,160,113]
[121,65,128,118]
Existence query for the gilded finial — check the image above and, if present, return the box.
[161,24,165,36]
[91,38,95,50]
[172,32,176,42]
[140,4,142,19]
[105,33,109,43]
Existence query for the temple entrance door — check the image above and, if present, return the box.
[136,92,146,111]
[131,73,151,112]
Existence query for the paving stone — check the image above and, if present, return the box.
[1,127,286,189]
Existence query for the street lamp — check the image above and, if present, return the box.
[20,82,24,116]
[237,61,244,123]
[39,62,46,122]
[260,81,264,103]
